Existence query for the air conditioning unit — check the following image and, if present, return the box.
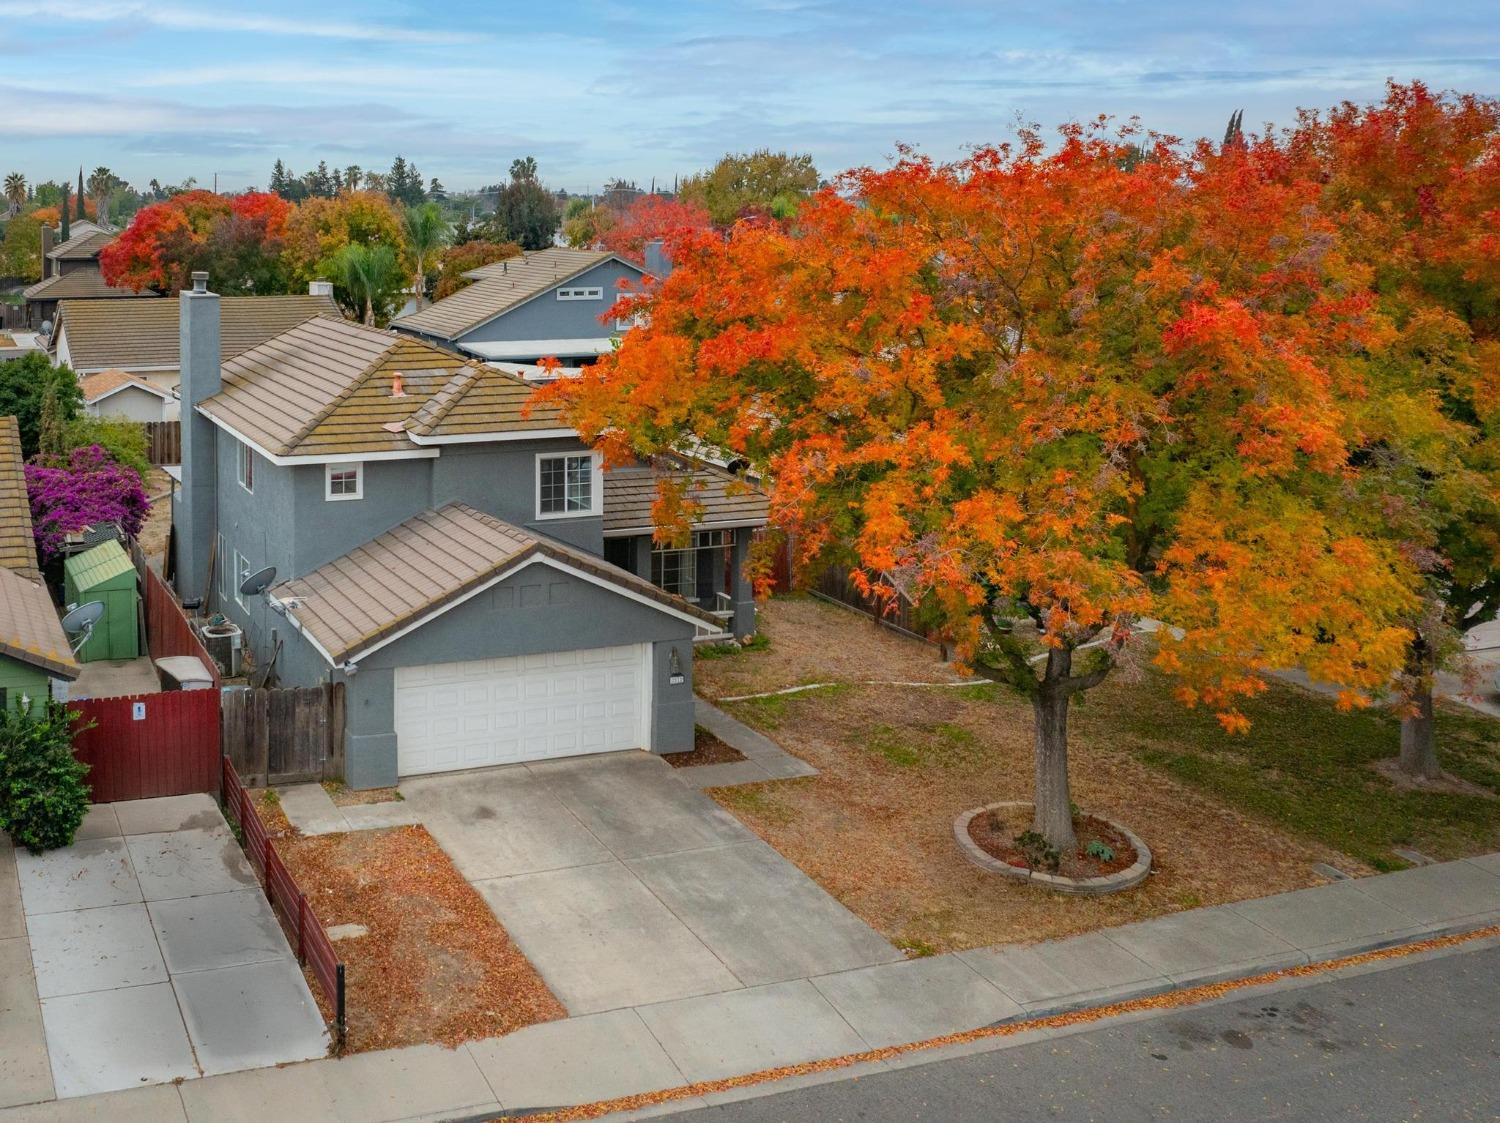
[200,621,243,677]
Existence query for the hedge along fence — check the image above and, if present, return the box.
[220,756,346,1049]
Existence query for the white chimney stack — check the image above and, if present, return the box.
[309,280,334,297]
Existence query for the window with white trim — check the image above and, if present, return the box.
[325,462,363,501]
[233,550,251,608]
[651,548,696,600]
[535,452,600,518]
[615,303,650,332]
[236,439,255,493]
[557,286,603,301]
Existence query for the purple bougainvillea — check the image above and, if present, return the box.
[24,445,151,561]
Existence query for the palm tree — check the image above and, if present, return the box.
[3,172,25,216]
[402,202,450,310]
[322,242,404,326]
[87,166,119,224]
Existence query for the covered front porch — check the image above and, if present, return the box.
[602,462,769,641]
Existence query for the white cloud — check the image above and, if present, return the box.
[0,0,476,44]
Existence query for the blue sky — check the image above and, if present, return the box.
[1,1,1495,195]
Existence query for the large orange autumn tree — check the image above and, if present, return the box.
[100,190,292,294]
[1289,83,1500,779]
[541,120,1419,851]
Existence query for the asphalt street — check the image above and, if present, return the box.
[653,941,1500,1122]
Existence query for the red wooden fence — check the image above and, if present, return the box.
[71,689,221,802]
[222,757,346,1048]
[131,539,222,686]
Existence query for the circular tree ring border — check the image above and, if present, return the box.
[954,801,1152,896]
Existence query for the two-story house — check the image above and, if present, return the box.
[390,247,646,363]
[173,273,765,789]
[21,224,157,332]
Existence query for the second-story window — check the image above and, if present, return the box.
[237,439,255,493]
[325,463,363,501]
[557,286,603,301]
[536,452,600,518]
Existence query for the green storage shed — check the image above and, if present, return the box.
[62,540,140,663]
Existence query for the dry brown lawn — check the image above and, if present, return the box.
[704,598,1361,955]
[249,798,564,1052]
[137,468,173,565]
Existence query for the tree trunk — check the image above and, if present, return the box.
[363,295,374,327]
[1397,637,1440,780]
[1031,648,1077,852]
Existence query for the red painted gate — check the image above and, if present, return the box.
[71,689,221,803]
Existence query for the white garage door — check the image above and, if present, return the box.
[395,644,651,776]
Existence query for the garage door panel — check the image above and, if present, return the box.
[397,644,650,776]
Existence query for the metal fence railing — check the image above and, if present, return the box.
[221,756,347,1049]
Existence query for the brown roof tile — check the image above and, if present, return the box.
[274,503,718,664]
[404,364,564,440]
[23,268,158,302]
[0,567,79,680]
[56,294,338,373]
[46,230,114,261]
[603,462,769,536]
[79,369,172,404]
[0,417,38,579]
[392,248,632,341]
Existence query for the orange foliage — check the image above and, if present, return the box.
[539,97,1500,733]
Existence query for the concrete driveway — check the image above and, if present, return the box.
[3,794,327,1103]
[401,752,901,1015]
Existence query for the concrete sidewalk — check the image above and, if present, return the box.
[5,852,1498,1122]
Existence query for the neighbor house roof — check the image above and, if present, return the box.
[0,417,78,680]
[391,247,637,342]
[80,369,174,405]
[0,417,38,579]
[46,230,114,261]
[56,293,338,373]
[198,317,565,460]
[274,502,719,664]
[22,268,157,303]
[603,462,769,537]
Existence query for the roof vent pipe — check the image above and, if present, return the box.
[391,372,406,397]
[191,270,208,294]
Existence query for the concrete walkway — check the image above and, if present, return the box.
[684,699,819,789]
[5,851,1497,1122]
[1,795,327,1107]
[275,784,421,836]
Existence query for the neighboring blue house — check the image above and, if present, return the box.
[172,273,765,788]
[390,247,646,363]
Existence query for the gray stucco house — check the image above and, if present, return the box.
[172,273,766,788]
[390,247,646,363]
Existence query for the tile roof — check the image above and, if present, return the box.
[22,268,158,303]
[0,417,38,579]
[391,248,632,341]
[0,567,79,680]
[274,502,718,664]
[603,462,770,536]
[57,294,338,373]
[404,364,564,440]
[46,230,114,261]
[80,369,172,404]
[199,318,566,458]
[0,417,77,680]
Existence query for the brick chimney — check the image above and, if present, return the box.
[174,271,221,605]
[40,225,53,275]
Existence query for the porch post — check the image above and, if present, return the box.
[730,528,756,638]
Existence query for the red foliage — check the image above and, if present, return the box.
[600,195,712,266]
[100,191,291,293]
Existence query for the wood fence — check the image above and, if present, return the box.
[812,564,944,649]
[72,689,221,803]
[222,756,346,1049]
[143,420,181,465]
[130,537,222,686]
[221,683,345,786]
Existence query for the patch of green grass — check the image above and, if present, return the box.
[1083,672,1500,868]
[729,682,850,730]
[696,633,772,660]
[893,936,938,958]
[863,719,983,770]
[258,789,281,807]
[714,783,801,827]
[953,681,1007,704]
[867,724,921,767]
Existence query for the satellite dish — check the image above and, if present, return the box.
[239,566,277,598]
[61,601,105,655]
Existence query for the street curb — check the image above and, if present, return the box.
[529,916,1500,1123]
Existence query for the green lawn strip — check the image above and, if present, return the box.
[1081,674,1500,870]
